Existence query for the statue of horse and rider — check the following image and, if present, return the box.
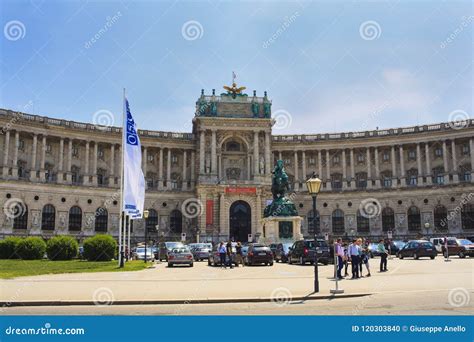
[264,160,298,217]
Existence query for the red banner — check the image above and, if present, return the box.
[206,200,214,225]
[225,187,257,194]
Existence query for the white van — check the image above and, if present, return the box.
[430,237,456,253]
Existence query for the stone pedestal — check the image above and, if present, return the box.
[259,216,303,244]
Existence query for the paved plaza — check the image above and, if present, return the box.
[1,257,472,315]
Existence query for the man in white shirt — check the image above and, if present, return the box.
[335,238,345,279]
[348,239,360,279]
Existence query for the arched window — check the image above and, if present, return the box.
[307,209,320,235]
[332,209,345,233]
[461,204,474,230]
[357,210,369,232]
[433,205,448,231]
[407,206,421,231]
[146,209,158,232]
[95,207,108,232]
[13,203,28,229]
[226,141,241,152]
[41,204,55,230]
[170,209,182,234]
[68,206,82,231]
[382,207,395,232]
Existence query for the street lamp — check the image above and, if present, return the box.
[143,210,149,263]
[306,172,322,293]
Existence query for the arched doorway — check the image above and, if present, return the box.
[229,200,251,242]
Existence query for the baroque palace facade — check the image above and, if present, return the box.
[0,85,474,243]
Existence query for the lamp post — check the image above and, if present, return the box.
[306,172,322,293]
[143,210,149,263]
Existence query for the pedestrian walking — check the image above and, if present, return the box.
[218,242,227,268]
[235,242,244,267]
[348,239,360,279]
[378,239,388,272]
[361,241,371,277]
[335,238,344,279]
[358,238,364,275]
[343,242,349,277]
[226,240,234,269]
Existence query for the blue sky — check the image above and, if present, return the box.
[1,0,472,134]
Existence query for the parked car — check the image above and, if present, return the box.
[167,247,194,267]
[275,242,293,263]
[288,239,330,265]
[389,240,406,255]
[269,243,278,258]
[430,237,456,253]
[397,240,436,259]
[441,238,474,258]
[158,241,185,261]
[134,247,155,261]
[245,244,274,266]
[208,243,238,267]
[367,243,382,257]
[192,246,211,261]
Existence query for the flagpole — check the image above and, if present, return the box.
[119,88,126,267]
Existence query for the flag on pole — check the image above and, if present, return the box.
[122,97,145,219]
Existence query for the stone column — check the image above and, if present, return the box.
[399,145,405,187]
[211,130,217,175]
[218,153,222,181]
[265,131,271,175]
[416,143,423,185]
[142,147,147,175]
[470,138,474,183]
[317,150,322,179]
[58,138,64,176]
[293,151,299,191]
[391,146,397,188]
[167,148,172,190]
[182,150,188,191]
[451,140,458,183]
[302,150,306,181]
[278,151,282,161]
[219,193,226,238]
[199,131,205,174]
[255,192,262,237]
[190,151,196,188]
[30,134,38,181]
[366,147,372,188]
[158,148,164,189]
[326,150,331,191]
[66,139,73,183]
[12,131,19,179]
[247,154,252,180]
[442,140,449,184]
[425,143,432,185]
[374,147,380,187]
[84,141,90,185]
[253,131,259,177]
[39,135,46,182]
[109,144,115,187]
[91,142,98,186]
[350,149,355,188]
[342,149,347,188]
[2,130,10,178]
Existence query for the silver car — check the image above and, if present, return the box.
[168,247,194,267]
[134,247,154,261]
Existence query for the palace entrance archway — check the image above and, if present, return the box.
[229,200,251,242]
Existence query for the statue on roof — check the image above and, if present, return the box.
[222,71,247,99]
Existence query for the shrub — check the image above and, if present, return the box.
[0,237,21,259]
[83,235,116,261]
[16,237,47,260]
[46,236,79,261]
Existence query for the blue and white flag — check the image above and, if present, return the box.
[122,97,145,219]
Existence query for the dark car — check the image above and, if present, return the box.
[397,240,436,260]
[288,239,330,265]
[245,244,274,266]
[389,240,406,255]
[442,238,474,258]
[208,243,238,267]
[269,243,278,258]
[275,242,293,263]
[158,241,185,261]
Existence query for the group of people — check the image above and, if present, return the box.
[217,241,244,269]
[334,238,389,280]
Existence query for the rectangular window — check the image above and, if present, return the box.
[171,155,178,164]
[308,158,315,165]
[147,155,154,163]
[382,152,390,162]
[18,139,25,151]
[408,150,416,160]
[462,144,470,155]
[383,178,392,187]
[72,146,79,158]
[333,155,340,166]
[46,144,52,154]
[98,149,104,160]
[434,148,443,158]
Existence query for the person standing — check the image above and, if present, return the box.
[349,239,360,279]
[343,242,349,277]
[226,240,234,269]
[378,239,388,272]
[361,241,371,277]
[335,238,344,279]
[218,242,227,268]
[235,242,244,267]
